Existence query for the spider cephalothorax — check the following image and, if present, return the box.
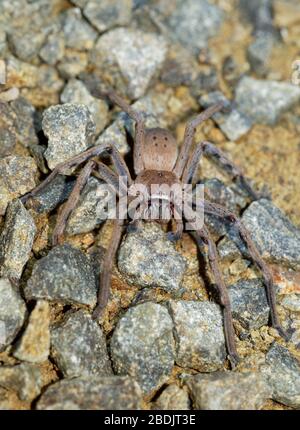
[22,89,287,367]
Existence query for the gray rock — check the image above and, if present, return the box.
[66,177,115,236]
[281,294,300,313]
[0,200,36,280]
[0,102,17,157]
[83,0,132,33]
[241,199,300,270]
[13,300,50,363]
[199,91,252,141]
[91,28,167,98]
[118,223,187,293]
[0,363,42,402]
[239,0,274,32]
[0,278,27,352]
[51,309,112,378]
[184,372,271,410]
[9,97,39,148]
[228,279,270,330]
[152,384,190,410]
[217,237,242,262]
[110,302,175,394]
[168,301,226,372]
[40,32,65,65]
[26,175,75,214]
[8,29,46,62]
[60,79,108,134]
[235,76,300,125]
[247,30,275,76]
[165,0,224,54]
[262,342,300,408]
[0,155,37,215]
[63,8,98,51]
[42,103,96,170]
[36,376,142,410]
[24,244,97,307]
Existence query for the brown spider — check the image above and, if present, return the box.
[22,90,287,366]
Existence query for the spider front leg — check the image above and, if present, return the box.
[92,217,125,321]
[21,143,110,203]
[174,103,224,178]
[101,89,146,175]
[204,200,288,340]
[193,225,240,367]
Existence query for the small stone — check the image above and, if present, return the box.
[40,33,65,65]
[228,279,270,330]
[165,0,224,54]
[26,175,75,214]
[241,199,300,270]
[239,0,274,32]
[199,91,252,141]
[6,55,40,89]
[83,0,132,33]
[61,79,108,134]
[235,76,300,125]
[247,30,275,77]
[184,372,271,410]
[217,237,241,262]
[42,103,96,170]
[0,102,17,157]
[281,294,300,312]
[110,302,175,395]
[0,155,37,215]
[0,200,36,280]
[0,278,27,352]
[152,384,190,410]
[66,177,115,236]
[0,363,42,402]
[262,342,300,408]
[63,8,97,51]
[118,223,187,293]
[13,301,50,363]
[9,97,39,148]
[91,28,167,98]
[168,301,226,372]
[51,309,112,378]
[36,376,142,410]
[8,29,46,62]
[25,244,97,307]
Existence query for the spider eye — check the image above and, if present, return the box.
[164,136,168,141]
[153,136,157,140]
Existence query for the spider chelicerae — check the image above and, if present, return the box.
[22,90,287,367]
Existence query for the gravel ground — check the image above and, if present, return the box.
[0,0,300,410]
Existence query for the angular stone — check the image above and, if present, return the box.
[62,8,97,51]
[91,28,167,98]
[110,302,175,394]
[247,30,275,76]
[26,175,75,214]
[241,199,300,270]
[24,244,97,307]
[42,103,96,170]
[0,155,37,215]
[0,278,27,352]
[8,29,46,62]
[235,76,300,125]
[36,376,142,410]
[13,301,50,363]
[61,79,108,134]
[199,91,252,141]
[9,97,39,148]
[165,0,224,53]
[168,301,226,372]
[6,55,40,89]
[185,372,271,410]
[57,49,88,79]
[66,177,115,236]
[228,279,270,330]
[40,33,65,66]
[152,384,190,410]
[217,237,241,262]
[262,342,300,408]
[0,200,36,280]
[0,363,42,402]
[51,309,112,378]
[0,102,17,157]
[118,223,187,293]
[83,0,132,33]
